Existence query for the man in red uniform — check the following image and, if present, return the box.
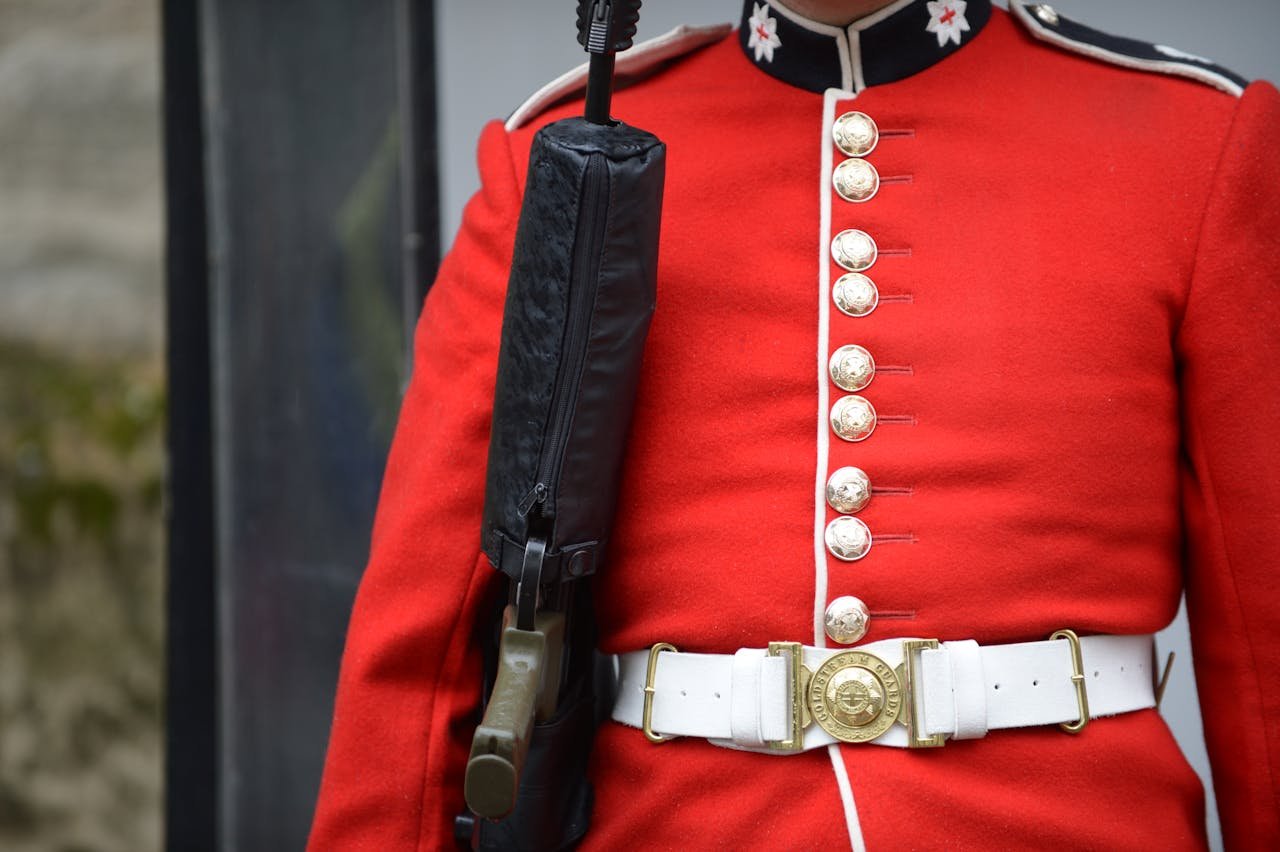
[309,1,1280,848]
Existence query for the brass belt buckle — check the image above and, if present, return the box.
[808,648,907,746]
[1050,629,1090,733]
[643,643,680,743]
[769,639,949,750]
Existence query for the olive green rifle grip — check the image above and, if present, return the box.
[464,607,565,820]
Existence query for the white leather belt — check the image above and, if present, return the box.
[612,632,1157,752]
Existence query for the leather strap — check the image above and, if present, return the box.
[612,634,1156,752]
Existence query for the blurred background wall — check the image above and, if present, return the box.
[0,1,1276,851]
[0,1,163,850]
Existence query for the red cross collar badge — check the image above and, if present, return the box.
[925,0,970,47]
[747,3,782,63]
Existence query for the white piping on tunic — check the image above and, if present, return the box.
[816,86,868,852]
[836,29,854,92]
[847,29,866,93]
[813,90,837,659]
[828,745,867,852]
[852,0,918,30]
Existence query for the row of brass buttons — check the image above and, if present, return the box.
[829,113,882,457]
[824,111,883,645]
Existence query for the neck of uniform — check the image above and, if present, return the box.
[738,0,993,93]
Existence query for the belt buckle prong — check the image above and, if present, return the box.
[766,642,806,752]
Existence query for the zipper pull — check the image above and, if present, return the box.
[517,482,548,517]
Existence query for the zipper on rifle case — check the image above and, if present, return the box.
[519,152,609,520]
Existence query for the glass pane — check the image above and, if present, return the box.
[201,1,408,846]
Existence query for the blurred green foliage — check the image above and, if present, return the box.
[0,341,163,852]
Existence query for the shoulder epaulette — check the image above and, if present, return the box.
[505,23,733,131]
[1010,1,1249,97]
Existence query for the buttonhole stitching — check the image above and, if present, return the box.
[870,486,914,497]
[869,532,918,544]
[867,610,916,620]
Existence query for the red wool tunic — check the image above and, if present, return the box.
[309,1,1280,848]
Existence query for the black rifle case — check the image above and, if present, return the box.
[483,118,663,589]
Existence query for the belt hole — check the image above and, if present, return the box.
[1092,671,1099,678]
[993,683,1000,690]
[680,690,687,697]
[1032,679,1039,687]
[714,691,721,700]
[1120,666,1125,672]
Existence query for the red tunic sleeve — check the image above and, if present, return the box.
[307,119,519,851]
[1177,80,1280,849]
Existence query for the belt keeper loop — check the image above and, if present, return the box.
[1050,629,1090,734]
[730,649,767,746]
[903,639,946,748]
[944,639,988,740]
[765,642,806,752]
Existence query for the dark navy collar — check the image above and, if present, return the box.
[739,0,992,93]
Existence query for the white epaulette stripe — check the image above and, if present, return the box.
[1010,1,1245,98]
[505,23,733,131]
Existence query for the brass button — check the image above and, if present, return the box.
[833,272,879,318]
[832,111,879,158]
[833,158,879,203]
[826,466,871,514]
[829,344,875,392]
[831,229,877,272]
[824,595,871,644]
[825,516,872,562]
[1033,4,1060,26]
[830,394,877,442]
